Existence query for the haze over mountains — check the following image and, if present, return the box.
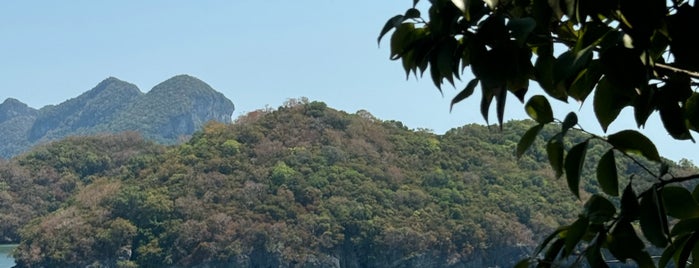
[0,75,235,158]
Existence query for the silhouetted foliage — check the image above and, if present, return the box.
[380,0,699,266]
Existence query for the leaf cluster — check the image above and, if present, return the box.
[380,0,699,266]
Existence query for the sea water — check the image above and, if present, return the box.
[0,245,16,268]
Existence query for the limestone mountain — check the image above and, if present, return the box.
[0,99,39,158]
[0,75,235,158]
[106,75,235,140]
[28,77,143,142]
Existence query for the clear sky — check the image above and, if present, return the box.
[1,1,696,164]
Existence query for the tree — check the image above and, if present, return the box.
[380,0,699,267]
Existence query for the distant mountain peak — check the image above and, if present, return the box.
[90,77,142,96]
[1,75,235,158]
[0,98,37,123]
[149,74,216,95]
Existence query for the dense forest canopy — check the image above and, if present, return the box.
[380,0,699,267]
[1,99,695,267]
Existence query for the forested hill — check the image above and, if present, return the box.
[0,75,235,158]
[2,100,695,267]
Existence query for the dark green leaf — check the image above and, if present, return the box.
[597,150,619,196]
[436,39,458,87]
[693,184,699,203]
[543,238,565,264]
[584,195,616,224]
[677,232,699,268]
[671,218,699,236]
[525,95,554,124]
[517,124,544,158]
[534,228,565,256]
[585,239,609,268]
[659,237,686,268]
[514,259,530,268]
[620,182,639,220]
[659,91,693,141]
[564,140,588,198]
[480,85,495,125]
[568,60,602,102]
[378,15,404,46]
[495,87,507,130]
[547,133,564,178]
[561,112,577,135]
[563,217,589,256]
[450,78,479,112]
[608,220,647,262]
[639,191,668,247]
[687,93,699,132]
[404,8,421,19]
[662,186,699,219]
[507,17,536,46]
[535,53,567,101]
[692,239,699,268]
[633,84,656,128]
[390,23,416,60]
[607,130,661,162]
[594,77,630,132]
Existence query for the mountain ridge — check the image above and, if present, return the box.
[0,75,234,158]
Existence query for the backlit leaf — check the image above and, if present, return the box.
[607,130,661,162]
[525,95,553,124]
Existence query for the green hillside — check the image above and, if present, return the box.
[2,99,694,267]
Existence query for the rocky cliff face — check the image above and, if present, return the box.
[0,75,235,158]
[108,74,235,141]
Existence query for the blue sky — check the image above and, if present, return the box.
[1,1,696,164]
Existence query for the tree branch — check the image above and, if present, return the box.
[655,63,699,79]
[660,173,699,186]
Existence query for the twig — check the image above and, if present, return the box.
[655,63,699,79]
[659,173,699,186]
